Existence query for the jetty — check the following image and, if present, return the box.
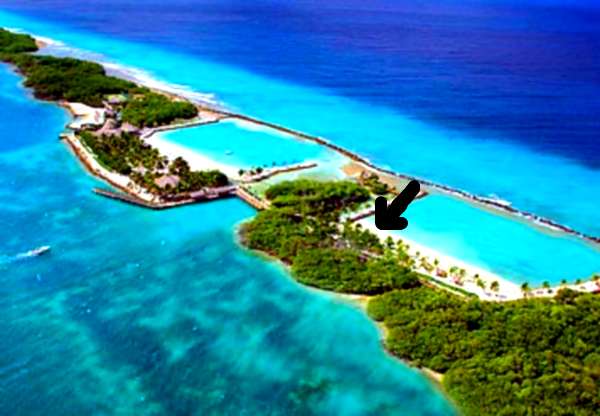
[242,162,318,183]
[93,185,238,210]
[213,113,600,246]
[235,187,269,210]
[140,115,226,140]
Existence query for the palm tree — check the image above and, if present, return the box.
[385,236,395,250]
[490,280,499,292]
[238,169,245,177]
[542,281,550,289]
[521,282,530,297]
[476,278,486,290]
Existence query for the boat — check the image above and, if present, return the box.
[225,150,233,155]
[16,246,51,259]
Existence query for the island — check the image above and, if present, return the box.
[1,28,599,416]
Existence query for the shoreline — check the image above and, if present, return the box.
[220,114,600,248]
[234,227,448,390]
[3,28,596,415]
[7,33,596,295]
[30,32,600,247]
[357,219,524,300]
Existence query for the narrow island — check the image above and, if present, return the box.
[2,28,599,416]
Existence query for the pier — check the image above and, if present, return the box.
[140,116,226,140]
[93,185,238,210]
[214,113,600,246]
[235,187,270,210]
[243,162,318,183]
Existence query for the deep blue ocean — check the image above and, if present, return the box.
[3,0,600,168]
[1,0,598,236]
[0,1,599,414]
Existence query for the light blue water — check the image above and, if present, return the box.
[0,61,454,414]
[0,10,598,238]
[1,10,597,283]
[370,194,600,286]
[161,120,337,170]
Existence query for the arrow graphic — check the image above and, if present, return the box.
[374,180,420,230]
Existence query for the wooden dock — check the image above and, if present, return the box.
[242,162,318,183]
[93,188,168,209]
[235,187,269,210]
[93,185,237,210]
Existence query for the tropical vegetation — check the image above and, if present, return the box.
[368,287,600,416]
[242,178,600,416]
[121,92,198,127]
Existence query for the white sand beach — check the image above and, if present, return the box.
[357,218,524,301]
[147,133,241,178]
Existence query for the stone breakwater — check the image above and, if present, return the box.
[218,113,600,247]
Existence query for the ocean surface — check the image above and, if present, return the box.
[0,65,454,414]
[0,0,599,237]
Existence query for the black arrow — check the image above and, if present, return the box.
[375,180,420,230]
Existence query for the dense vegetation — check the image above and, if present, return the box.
[4,54,135,107]
[241,179,420,294]
[0,27,224,196]
[79,131,163,175]
[0,28,198,128]
[121,92,198,127]
[293,248,418,294]
[80,132,227,194]
[0,29,38,54]
[166,156,228,193]
[243,178,600,415]
[368,287,600,416]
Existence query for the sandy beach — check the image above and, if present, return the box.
[356,218,524,301]
[147,133,241,179]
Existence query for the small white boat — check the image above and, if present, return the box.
[16,246,51,259]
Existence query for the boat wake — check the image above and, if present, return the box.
[0,246,51,265]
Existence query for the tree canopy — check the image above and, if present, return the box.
[241,179,417,294]
[0,28,38,54]
[121,92,198,127]
[368,287,600,416]
[5,54,135,107]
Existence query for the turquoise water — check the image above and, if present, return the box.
[373,194,600,286]
[0,8,596,284]
[0,10,597,237]
[0,62,454,414]
[161,120,338,170]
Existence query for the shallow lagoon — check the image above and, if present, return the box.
[377,194,600,286]
[161,119,340,171]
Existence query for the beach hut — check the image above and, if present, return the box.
[154,175,180,190]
